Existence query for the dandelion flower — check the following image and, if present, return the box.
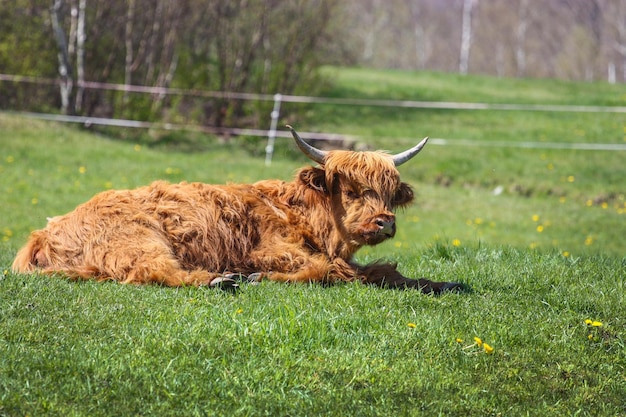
[455,338,463,344]
[483,343,494,354]
[236,308,243,314]
[79,166,87,174]
[588,334,594,340]
[473,336,483,347]
[532,214,540,222]
[584,319,593,325]
[591,321,603,327]
[452,239,461,247]
[407,322,417,328]
[536,225,544,233]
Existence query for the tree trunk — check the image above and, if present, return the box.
[459,0,475,75]
[124,0,135,104]
[75,0,86,112]
[50,0,74,114]
[516,0,528,77]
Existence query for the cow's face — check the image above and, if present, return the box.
[288,126,426,249]
[299,151,414,247]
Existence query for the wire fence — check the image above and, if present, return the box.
[2,73,626,165]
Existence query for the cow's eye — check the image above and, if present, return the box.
[345,190,360,199]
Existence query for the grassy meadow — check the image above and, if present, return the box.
[1,69,626,416]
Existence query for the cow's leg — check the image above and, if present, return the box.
[256,259,333,284]
[355,262,465,294]
[73,226,216,286]
[120,255,215,286]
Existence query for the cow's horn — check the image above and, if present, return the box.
[391,137,429,166]
[287,125,327,165]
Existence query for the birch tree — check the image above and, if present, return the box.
[459,0,476,75]
[50,0,73,114]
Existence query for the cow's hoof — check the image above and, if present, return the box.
[210,276,239,291]
[246,272,263,285]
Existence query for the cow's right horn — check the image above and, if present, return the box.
[391,136,429,167]
[287,125,327,165]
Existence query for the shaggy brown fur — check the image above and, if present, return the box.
[13,148,462,293]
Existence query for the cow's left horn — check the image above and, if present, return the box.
[391,137,429,167]
[287,125,327,165]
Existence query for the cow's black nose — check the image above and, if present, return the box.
[375,217,396,236]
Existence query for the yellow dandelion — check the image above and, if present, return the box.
[31,198,38,205]
[532,214,540,222]
[601,202,608,209]
[6,155,15,163]
[452,239,461,247]
[584,236,593,246]
[584,319,593,325]
[562,251,570,257]
[473,336,483,347]
[134,144,142,151]
[591,321,603,327]
[79,166,86,174]
[586,200,593,207]
[547,163,554,170]
[407,322,417,328]
[483,343,494,354]
[559,197,566,203]
[536,225,544,233]
[529,242,538,250]
[588,334,594,340]
[455,338,463,344]
[567,175,575,183]
[236,308,243,314]
[474,218,483,225]
[394,241,403,248]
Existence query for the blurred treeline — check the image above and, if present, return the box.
[1,0,624,128]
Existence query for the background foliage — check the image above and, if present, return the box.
[2,0,626,128]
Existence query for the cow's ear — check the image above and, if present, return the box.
[393,182,414,207]
[298,167,328,194]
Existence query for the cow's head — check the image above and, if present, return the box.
[288,126,427,250]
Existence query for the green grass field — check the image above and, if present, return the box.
[1,69,625,416]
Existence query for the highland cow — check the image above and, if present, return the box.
[13,126,463,293]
